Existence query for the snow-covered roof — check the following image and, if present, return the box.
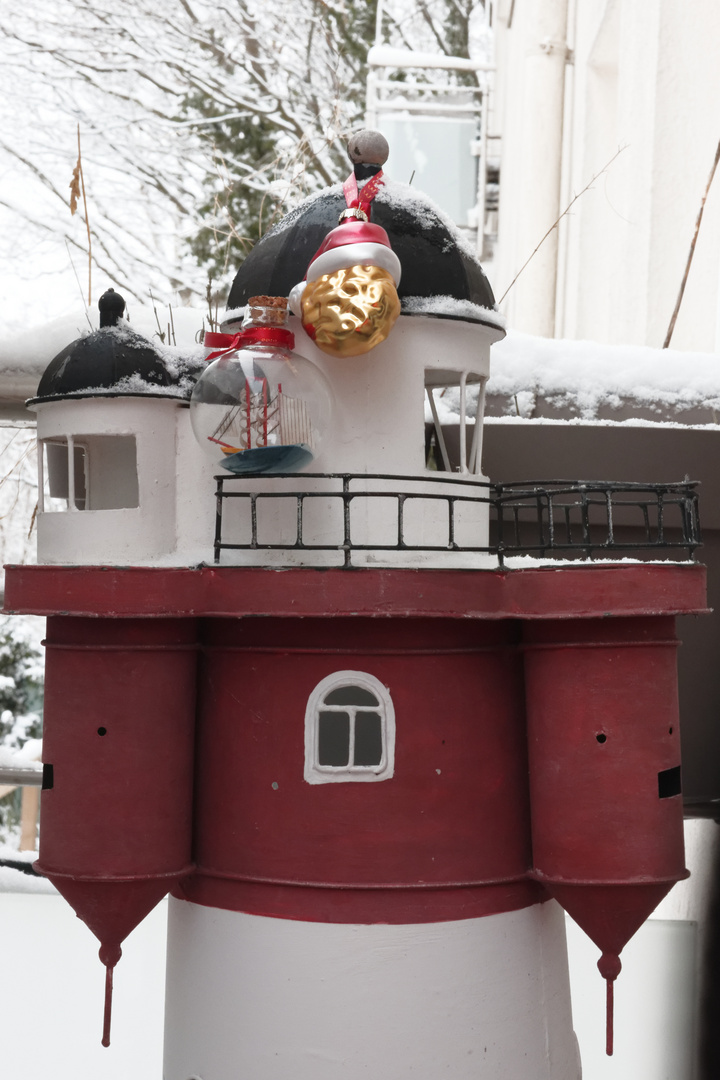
[484,332,720,426]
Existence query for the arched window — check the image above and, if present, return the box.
[304,671,395,784]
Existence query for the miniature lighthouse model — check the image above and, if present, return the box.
[3,131,706,1079]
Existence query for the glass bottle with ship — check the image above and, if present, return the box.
[190,296,332,474]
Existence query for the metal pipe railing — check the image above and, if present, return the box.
[212,473,701,567]
[0,767,43,787]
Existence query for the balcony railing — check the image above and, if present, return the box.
[214,473,701,567]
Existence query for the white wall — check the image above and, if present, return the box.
[494,0,720,353]
[36,398,178,565]
[214,315,499,569]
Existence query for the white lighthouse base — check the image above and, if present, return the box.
[163,897,582,1080]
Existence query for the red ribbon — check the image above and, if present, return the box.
[342,169,384,218]
[203,326,295,362]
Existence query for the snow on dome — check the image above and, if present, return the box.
[373,179,483,265]
[402,295,506,329]
[30,323,205,404]
[225,176,499,327]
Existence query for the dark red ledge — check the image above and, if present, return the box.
[3,562,708,620]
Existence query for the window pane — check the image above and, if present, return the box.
[318,711,350,766]
[44,440,87,510]
[85,435,138,510]
[353,712,383,767]
[324,686,379,707]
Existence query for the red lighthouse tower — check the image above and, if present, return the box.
[4,134,706,1077]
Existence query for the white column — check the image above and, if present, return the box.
[163,898,582,1080]
[501,0,570,338]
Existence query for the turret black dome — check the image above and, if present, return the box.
[31,291,204,404]
[226,180,499,326]
[32,325,179,403]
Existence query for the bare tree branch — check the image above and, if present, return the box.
[663,136,720,348]
[498,146,627,305]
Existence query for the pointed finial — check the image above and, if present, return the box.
[98,288,126,328]
[597,952,622,1055]
[99,942,123,1047]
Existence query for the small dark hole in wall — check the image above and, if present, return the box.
[596,733,607,744]
[42,763,54,790]
[97,727,107,737]
[658,765,682,799]
[669,726,674,734]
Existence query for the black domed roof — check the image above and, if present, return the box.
[31,290,204,404]
[33,326,176,403]
[226,180,499,326]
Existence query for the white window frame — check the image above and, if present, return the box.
[304,670,395,785]
[38,436,88,512]
[38,433,139,513]
[425,369,487,475]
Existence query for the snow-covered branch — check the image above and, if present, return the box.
[1,1,486,308]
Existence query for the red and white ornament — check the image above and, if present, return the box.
[289,133,402,358]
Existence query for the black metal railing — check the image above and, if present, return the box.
[214,473,701,567]
[493,480,701,562]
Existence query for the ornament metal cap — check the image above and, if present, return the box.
[289,220,401,316]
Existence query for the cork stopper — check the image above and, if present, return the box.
[245,295,288,327]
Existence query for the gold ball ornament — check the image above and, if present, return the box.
[301,264,401,358]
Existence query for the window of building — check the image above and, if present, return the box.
[304,671,395,784]
[39,435,139,512]
[425,369,487,474]
[41,437,87,511]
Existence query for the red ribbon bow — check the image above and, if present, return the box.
[342,169,384,218]
[202,326,295,362]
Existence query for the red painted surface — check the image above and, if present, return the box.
[6,561,706,1051]
[525,618,685,882]
[185,617,535,922]
[2,562,708,620]
[523,617,688,1053]
[35,617,198,1042]
[175,876,546,924]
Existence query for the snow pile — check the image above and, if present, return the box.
[0,867,53,893]
[0,841,55,894]
[486,332,720,421]
[0,740,42,770]
[424,384,473,425]
[402,295,505,328]
[368,44,487,71]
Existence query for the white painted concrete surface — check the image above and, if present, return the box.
[163,898,582,1080]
